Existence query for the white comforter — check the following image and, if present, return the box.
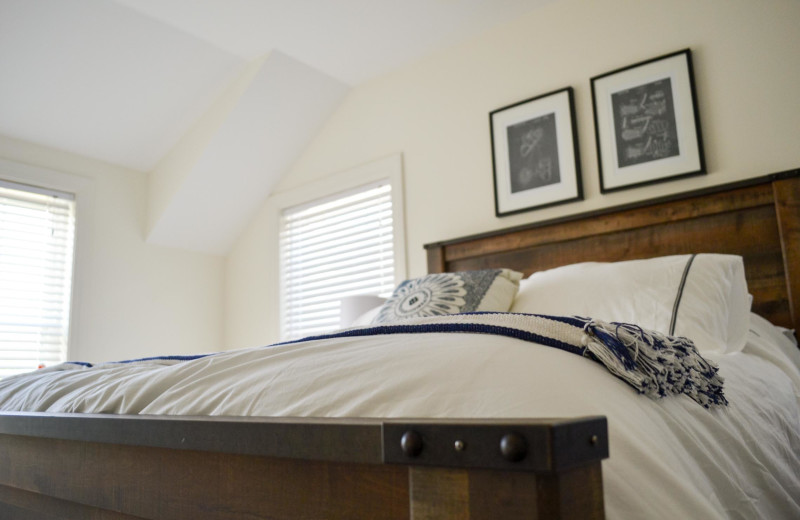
[1,313,799,519]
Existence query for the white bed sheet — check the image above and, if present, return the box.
[0,313,798,519]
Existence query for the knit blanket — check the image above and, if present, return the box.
[48,312,727,409]
[282,312,728,409]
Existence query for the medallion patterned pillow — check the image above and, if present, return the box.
[372,269,522,323]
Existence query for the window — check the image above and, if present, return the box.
[280,181,397,340]
[0,180,76,377]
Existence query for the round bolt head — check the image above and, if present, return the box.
[400,430,423,457]
[500,433,527,462]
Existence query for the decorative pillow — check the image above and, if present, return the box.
[372,269,522,323]
[509,254,751,354]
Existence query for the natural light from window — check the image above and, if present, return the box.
[0,181,76,377]
[280,181,395,340]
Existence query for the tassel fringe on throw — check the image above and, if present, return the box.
[582,320,727,408]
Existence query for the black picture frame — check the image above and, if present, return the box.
[490,87,582,217]
[591,49,705,193]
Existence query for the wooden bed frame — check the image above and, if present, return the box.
[427,170,800,335]
[0,170,797,519]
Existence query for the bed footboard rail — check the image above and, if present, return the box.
[0,412,607,519]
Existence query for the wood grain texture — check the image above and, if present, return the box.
[0,485,146,520]
[774,177,800,331]
[410,467,471,519]
[426,245,446,274]
[426,172,800,334]
[427,180,774,262]
[534,463,604,520]
[408,463,604,519]
[0,434,409,520]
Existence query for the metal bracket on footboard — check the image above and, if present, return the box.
[383,416,608,472]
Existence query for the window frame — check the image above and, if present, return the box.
[0,158,93,363]
[275,155,406,340]
[0,178,76,374]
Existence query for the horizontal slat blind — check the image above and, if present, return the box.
[0,180,75,377]
[280,182,395,340]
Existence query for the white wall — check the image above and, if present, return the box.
[225,0,800,349]
[0,134,224,363]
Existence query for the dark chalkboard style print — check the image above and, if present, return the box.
[611,78,679,168]
[506,112,561,193]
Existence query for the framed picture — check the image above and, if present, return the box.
[490,87,582,217]
[591,49,705,193]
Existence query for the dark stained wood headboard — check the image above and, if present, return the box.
[425,170,800,335]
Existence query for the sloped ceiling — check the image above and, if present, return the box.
[0,0,554,255]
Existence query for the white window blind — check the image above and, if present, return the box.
[280,182,395,340]
[0,180,76,377]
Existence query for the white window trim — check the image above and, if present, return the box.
[0,158,94,360]
[272,154,406,339]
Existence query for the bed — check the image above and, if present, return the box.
[0,170,798,519]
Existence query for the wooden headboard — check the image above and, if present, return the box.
[425,170,800,334]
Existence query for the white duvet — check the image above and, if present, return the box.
[1,312,799,520]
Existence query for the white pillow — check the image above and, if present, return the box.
[339,295,387,328]
[351,303,384,327]
[373,269,522,323]
[510,254,751,354]
[747,312,799,357]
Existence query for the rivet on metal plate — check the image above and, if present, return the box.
[400,430,423,457]
[499,433,527,462]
